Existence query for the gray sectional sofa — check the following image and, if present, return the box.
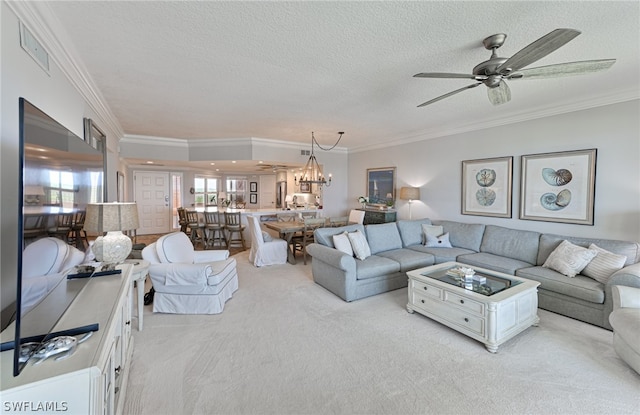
[307,218,640,330]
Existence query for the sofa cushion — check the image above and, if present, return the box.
[396,218,432,247]
[376,248,435,272]
[542,240,598,278]
[480,225,540,265]
[355,255,401,280]
[425,232,452,248]
[348,230,371,260]
[582,244,627,284]
[537,233,640,266]
[409,245,476,263]
[432,220,485,251]
[314,224,365,248]
[365,223,403,254]
[332,232,354,256]
[457,252,533,275]
[517,266,605,304]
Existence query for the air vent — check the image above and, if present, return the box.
[20,22,49,74]
[300,150,310,156]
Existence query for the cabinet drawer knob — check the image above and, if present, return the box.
[464,318,469,323]
[423,286,428,290]
[126,321,131,326]
[421,299,425,304]
[114,366,122,375]
[460,299,465,304]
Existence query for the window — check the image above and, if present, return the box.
[226,177,247,207]
[194,176,219,207]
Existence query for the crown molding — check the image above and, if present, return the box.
[350,91,639,153]
[6,1,124,140]
[120,134,188,148]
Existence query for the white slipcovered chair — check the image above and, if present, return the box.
[141,232,238,314]
[348,209,365,225]
[21,237,85,315]
[246,215,288,267]
[609,285,640,374]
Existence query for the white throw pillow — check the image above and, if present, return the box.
[581,244,627,284]
[542,240,598,278]
[422,224,444,245]
[262,231,273,242]
[425,232,452,248]
[347,230,371,260]
[332,232,354,256]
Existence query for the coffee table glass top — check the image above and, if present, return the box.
[420,265,522,296]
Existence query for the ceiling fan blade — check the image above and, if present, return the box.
[487,82,511,106]
[507,59,616,80]
[497,28,581,73]
[417,83,482,107]
[414,72,484,80]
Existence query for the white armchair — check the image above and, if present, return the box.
[141,232,238,314]
[21,237,85,315]
[609,285,640,374]
[246,215,287,267]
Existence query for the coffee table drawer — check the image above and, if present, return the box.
[443,291,484,315]
[410,280,442,300]
[412,292,485,336]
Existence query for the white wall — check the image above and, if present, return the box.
[0,3,120,311]
[348,100,640,242]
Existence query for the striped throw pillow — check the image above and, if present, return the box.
[582,244,627,284]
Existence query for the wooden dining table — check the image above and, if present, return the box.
[264,220,307,264]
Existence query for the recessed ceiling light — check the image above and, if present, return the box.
[258,161,263,164]
[146,161,154,164]
[232,160,236,164]
[210,162,215,165]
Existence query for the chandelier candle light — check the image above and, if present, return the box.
[84,202,139,264]
[295,131,344,189]
[400,187,421,220]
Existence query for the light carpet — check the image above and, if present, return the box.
[124,251,639,415]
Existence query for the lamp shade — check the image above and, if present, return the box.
[84,202,139,233]
[400,187,420,201]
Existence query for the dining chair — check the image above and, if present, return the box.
[186,210,206,248]
[47,212,74,243]
[348,209,365,225]
[246,215,287,266]
[277,212,297,222]
[177,207,188,234]
[291,217,325,265]
[23,213,48,243]
[69,210,88,249]
[224,211,246,250]
[204,211,227,249]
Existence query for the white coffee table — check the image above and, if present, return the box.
[406,262,540,353]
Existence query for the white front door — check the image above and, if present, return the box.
[134,170,171,235]
[260,175,276,209]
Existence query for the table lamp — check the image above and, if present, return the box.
[399,187,421,220]
[84,202,139,264]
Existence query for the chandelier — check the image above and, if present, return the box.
[295,131,344,188]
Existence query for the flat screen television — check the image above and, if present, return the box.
[7,98,105,376]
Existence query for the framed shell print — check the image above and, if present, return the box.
[462,156,513,218]
[520,149,596,225]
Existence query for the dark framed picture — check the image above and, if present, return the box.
[367,167,395,206]
[300,182,311,193]
[250,181,257,192]
[462,156,513,218]
[520,149,597,225]
[250,193,257,204]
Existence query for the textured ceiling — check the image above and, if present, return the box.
[45,1,639,154]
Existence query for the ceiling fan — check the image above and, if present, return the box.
[414,28,615,107]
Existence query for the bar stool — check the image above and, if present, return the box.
[47,212,74,243]
[205,211,227,249]
[69,210,88,250]
[186,210,206,248]
[177,207,188,234]
[224,211,246,250]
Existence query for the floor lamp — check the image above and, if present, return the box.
[400,187,420,220]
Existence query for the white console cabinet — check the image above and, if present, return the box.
[1,264,134,415]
